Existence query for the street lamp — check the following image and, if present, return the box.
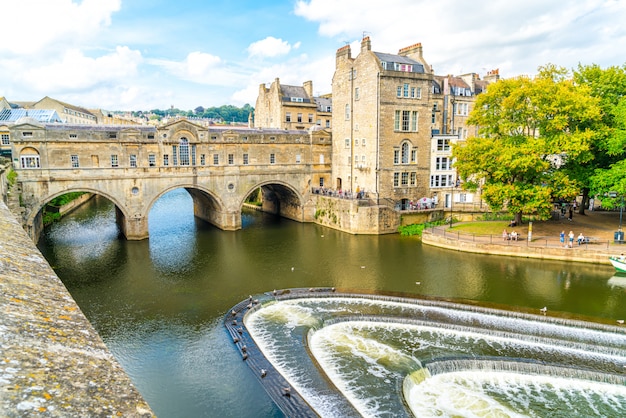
[449,186,453,228]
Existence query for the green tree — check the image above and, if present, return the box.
[573,64,626,210]
[453,65,601,224]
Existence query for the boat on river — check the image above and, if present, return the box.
[609,256,626,273]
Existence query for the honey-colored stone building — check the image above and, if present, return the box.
[254,78,332,131]
[332,37,498,210]
[332,37,436,207]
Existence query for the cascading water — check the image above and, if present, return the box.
[244,292,626,418]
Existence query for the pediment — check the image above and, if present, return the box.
[11,122,44,130]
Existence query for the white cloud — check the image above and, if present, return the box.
[294,0,626,77]
[19,46,142,92]
[230,52,334,106]
[0,0,121,55]
[247,37,296,58]
[3,0,626,110]
[185,52,223,77]
[150,52,253,88]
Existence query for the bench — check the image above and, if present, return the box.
[578,236,598,245]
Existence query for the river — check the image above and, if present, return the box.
[37,189,626,417]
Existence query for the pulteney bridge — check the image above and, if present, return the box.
[9,118,332,241]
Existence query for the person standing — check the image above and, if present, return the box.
[568,230,574,248]
[568,207,573,221]
[560,230,565,247]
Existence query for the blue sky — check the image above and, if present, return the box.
[2,0,626,111]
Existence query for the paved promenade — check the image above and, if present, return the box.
[423,210,625,266]
[0,201,153,417]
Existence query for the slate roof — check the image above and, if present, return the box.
[315,96,332,112]
[280,85,309,100]
[374,52,425,73]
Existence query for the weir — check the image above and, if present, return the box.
[423,357,626,385]
[236,290,626,417]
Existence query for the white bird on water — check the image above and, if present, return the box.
[291,267,295,271]
[540,307,547,313]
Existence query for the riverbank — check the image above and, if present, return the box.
[422,210,625,266]
[0,201,153,417]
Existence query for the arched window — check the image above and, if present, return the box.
[401,142,410,164]
[20,147,41,169]
[179,138,190,166]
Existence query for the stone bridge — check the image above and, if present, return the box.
[9,119,332,241]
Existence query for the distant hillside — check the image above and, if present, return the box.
[126,104,254,123]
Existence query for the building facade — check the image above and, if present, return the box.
[332,37,436,207]
[32,96,97,124]
[254,78,332,131]
[332,37,498,210]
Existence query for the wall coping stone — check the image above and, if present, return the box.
[0,200,153,417]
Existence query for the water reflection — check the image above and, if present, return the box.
[36,189,626,417]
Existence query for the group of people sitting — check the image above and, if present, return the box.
[502,229,520,241]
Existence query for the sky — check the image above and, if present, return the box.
[2,0,626,112]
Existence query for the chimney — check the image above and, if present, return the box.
[361,36,371,54]
[336,44,352,64]
[484,69,500,83]
[398,42,432,73]
[398,42,422,58]
[303,81,313,98]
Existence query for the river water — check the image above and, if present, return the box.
[37,189,626,417]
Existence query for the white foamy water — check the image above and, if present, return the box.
[405,371,626,418]
[247,295,626,417]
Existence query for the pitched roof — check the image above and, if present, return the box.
[280,85,309,99]
[34,96,95,116]
[374,52,425,73]
[0,108,63,123]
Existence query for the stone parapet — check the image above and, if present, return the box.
[0,200,153,417]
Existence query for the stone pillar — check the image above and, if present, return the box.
[116,207,149,240]
[218,210,242,231]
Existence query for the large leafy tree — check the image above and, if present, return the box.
[453,65,601,224]
[572,64,626,211]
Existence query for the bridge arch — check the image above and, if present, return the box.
[147,184,235,233]
[242,180,308,223]
[27,188,130,243]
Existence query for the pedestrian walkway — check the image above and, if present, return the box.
[422,210,625,266]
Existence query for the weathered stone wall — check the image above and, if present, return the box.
[313,196,399,234]
[10,120,333,240]
[399,210,444,226]
[0,200,153,417]
[0,161,8,205]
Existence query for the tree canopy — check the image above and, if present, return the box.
[142,104,254,123]
[452,65,602,223]
[572,64,626,210]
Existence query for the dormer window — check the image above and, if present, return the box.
[290,97,303,102]
[393,63,413,72]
